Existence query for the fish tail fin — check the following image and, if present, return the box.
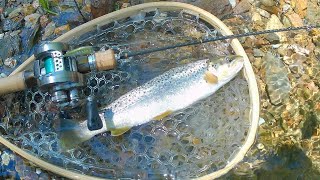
[56,119,102,150]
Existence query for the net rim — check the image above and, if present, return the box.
[3,2,260,179]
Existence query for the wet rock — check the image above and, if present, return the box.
[260,5,281,15]
[256,7,270,18]
[288,44,310,55]
[42,22,55,40]
[54,24,70,36]
[306,0,320,24]
[233,0,251,14]
[282,4,291,13]
[40,15,50,28]
[291,0,307,18]
[20,24,40,54]
[2,18,22,32]
[22,4,36,16]
[32,0,40,9]
[24,13,41,28]
[52,11,82,27]
[0,34,21,60]
[281,16,291,28]
[263,52,291,105]
[286,13,304,27]
[253,48,265,57]
[8,7,22,19]
[91,0,116,19]
[0,73,6,78]
[260,0,275,7]
[252,11,262,22]
[265,33,280,44]
[266,14,287,42]
[4,57,17,68]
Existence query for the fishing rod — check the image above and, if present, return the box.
[119,25,320,59]
[0,25,319,130]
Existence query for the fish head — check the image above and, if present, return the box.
[207,55,244,82]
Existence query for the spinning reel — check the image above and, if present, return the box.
[33,42,116,130]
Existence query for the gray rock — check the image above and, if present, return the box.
[0,0,5,8]
[265,33,280,44]
[253,48,265,57]
[260,0,275,7]
[4,57,17,68]
[2,18,22,32]
[24,13,41,28]
[0,34,21,60]
[263,52,291,105]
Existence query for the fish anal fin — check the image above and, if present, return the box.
[204,71,218,84]
[111,127,131,136]
[153,110,173,121]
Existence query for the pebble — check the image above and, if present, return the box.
[32,0,40,9]
[265,33,280,44]
[291,0,307,17]
[24,13,41,28]
[266,14,287,42]
[282,4,291,12]
[256,7,270,18]
[8,7,22,19]
[233,0,251,14]
[54,24,71,35]
[260,0,275,7]
[252,12,262,22]
[288,44,310,55]
[4,57,17,68]
[40,15,50,28]
[42,22,55,40]
[2,18,22,32]
[0,73,7,78]
[36,168,42,175]
[22,4,35,16]
[286,13,304,27]
[253,48,265,57]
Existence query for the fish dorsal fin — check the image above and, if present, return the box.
[153,110,173,121]
[111,127,131,136]
[204,71,218,84]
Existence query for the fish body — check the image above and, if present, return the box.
[60,55,244,148]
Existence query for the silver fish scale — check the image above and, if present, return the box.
[0,9,251,179]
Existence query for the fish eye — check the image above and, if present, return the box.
[225,57,232,63]
[212,64,218,69]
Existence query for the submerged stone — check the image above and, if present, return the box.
[263,52,291,105]
[2,18,22,32]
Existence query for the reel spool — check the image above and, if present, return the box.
[34,42,84,107]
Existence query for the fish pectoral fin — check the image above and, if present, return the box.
[204,71,218,84]
[111,127,131,136]
[153,110,173,121]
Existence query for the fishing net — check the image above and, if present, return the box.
[0,3,259,179]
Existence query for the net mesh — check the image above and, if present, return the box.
[0,9,251,178]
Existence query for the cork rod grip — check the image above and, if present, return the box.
[0,71,26,95]
[95,49,117,71]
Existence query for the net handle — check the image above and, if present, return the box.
[3,2,260,179]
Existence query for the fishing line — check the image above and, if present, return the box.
[119,25,320,59]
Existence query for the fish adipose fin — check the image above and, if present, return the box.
[153,110,173,121]
[204,71,218,84]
